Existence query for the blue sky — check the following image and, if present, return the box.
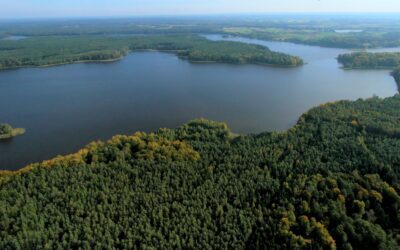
[0,0,399,18]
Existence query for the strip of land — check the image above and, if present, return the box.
[337,52,400,69]
[0,34,303,70]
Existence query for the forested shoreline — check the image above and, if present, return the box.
[0,35,303,70]
[337,52,400,69]
[1,95,400,249]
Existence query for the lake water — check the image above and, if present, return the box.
[0,35,398,170]
[1,35,28,41]
[334,29,363,33]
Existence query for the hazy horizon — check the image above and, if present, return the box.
[1,12,400,21]
[1,0,400,19]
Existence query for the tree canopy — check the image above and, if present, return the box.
[1,95,400,249]
[0,123,12,135]
[338,52,400,69]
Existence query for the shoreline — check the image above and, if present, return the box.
[0,57,125,71]
[0,49,302,72]
[187,59,302,68]
[1,88,399,173]
[341,66,399,70]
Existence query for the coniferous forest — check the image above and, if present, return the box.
[1,95,400,249]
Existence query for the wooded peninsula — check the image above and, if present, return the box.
[338,52,400,69]
[0,35,303,70]
[1,95,400,249]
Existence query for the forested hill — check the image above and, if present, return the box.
[1,95,400,249]
[0,35,303,70]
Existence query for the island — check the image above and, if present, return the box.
[1,95,400,249]
[0,123,25,139]
[0,34,303,70]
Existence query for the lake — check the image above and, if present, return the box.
[1,35,28,41]
[0,35,398,170]
[334,29,363,33]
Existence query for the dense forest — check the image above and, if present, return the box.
[337,52,400,69]
[0,123,25,139]
[1,95,400,249]
[0,34,303,70]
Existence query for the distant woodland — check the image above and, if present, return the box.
[1,16,400,49]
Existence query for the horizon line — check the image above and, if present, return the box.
[1,11,400,20]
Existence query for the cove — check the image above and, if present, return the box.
[0,37,398,169]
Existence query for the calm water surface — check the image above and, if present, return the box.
[0,35,398,169]
[1,35,28,41]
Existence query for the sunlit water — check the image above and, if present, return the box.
[0,35,398,169]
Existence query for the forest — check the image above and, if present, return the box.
[337,52,400,69]
[0,123,25,140]
[0,34,303,70]
[1,95,400,249]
